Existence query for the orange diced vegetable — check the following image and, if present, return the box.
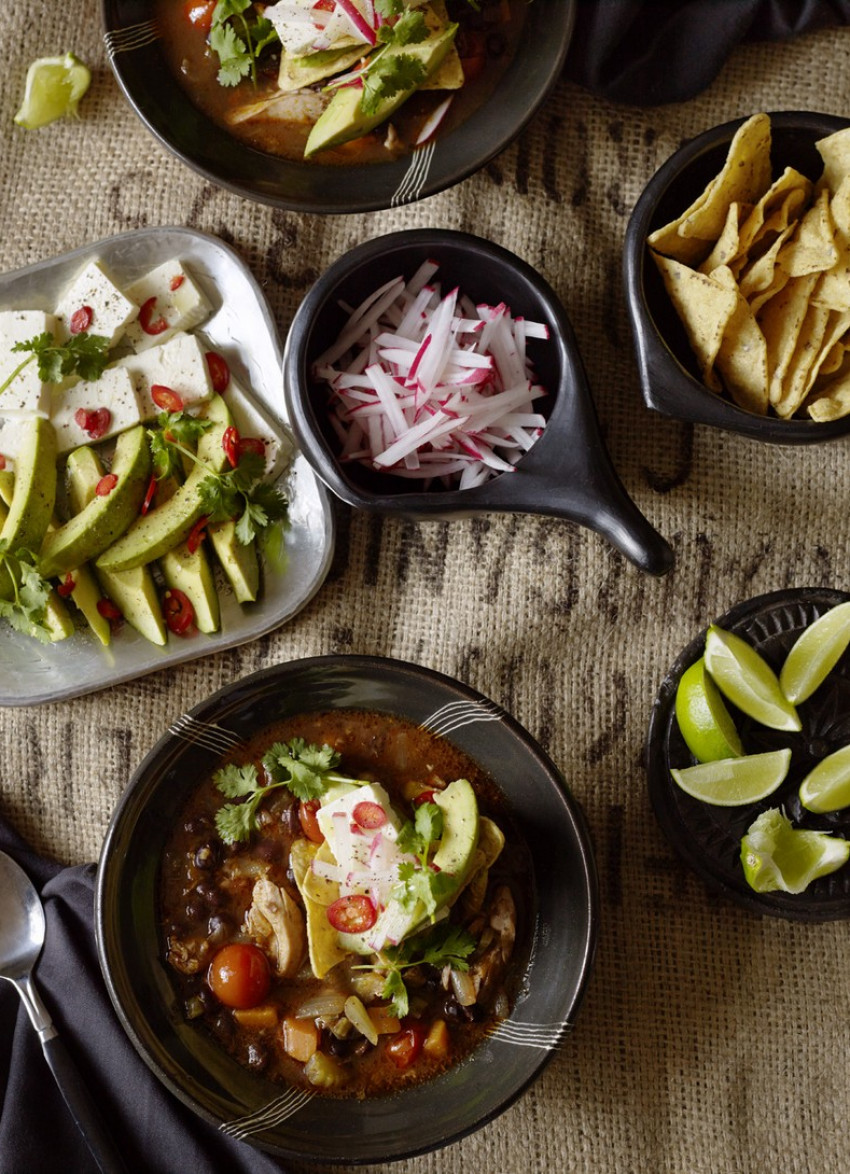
[232,1004,278,1030]
[423,1018,450,1060]
[282,1015,320,1062]
[368,1005,402,1036]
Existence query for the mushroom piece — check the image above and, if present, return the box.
[244,877,307,978]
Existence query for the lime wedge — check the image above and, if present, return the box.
[670,747,790,805]
[741,807,850,893]
[675,657,743,762]
[14,53,91,130]
[799,743,850,813]
[779,601,850,704]
[704,625,801,732]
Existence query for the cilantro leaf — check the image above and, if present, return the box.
[361,51,427,115]
[148,410,213,479]
[214,762,260,797]
[210,22,252,87]
[0,542,53,642]
[1,331,110,397]
[379,922,477,1017]
[209,0,279,87]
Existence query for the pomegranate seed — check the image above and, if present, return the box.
[70,305,93,334]
[57,573,76,598]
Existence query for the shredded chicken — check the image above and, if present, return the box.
[244,877,307,978]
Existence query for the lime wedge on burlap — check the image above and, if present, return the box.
[704,625,801,732]
[799,743,850,813]
[671,747,790,806]
[779,601,850,704]
[675,657,743,762]
[14,53,91,129]
[741,807,850,893]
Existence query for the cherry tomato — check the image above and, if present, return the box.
[69,305,94,335]
[222,425,241,469]
[352,800,387,830]
[151,384,184,412]
[208,943,271,1009]
[141,475,157,516]
[298,799,325,844]
[56,573,75,598]
[96,473,118,497]
[163,588,196,636]
[138,296,168,335]
[326,894,377,934]
[205,351,230,393]
[385,1022,426,1069]
[186,514,209,554]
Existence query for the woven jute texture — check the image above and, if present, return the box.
[4,4,850,1173]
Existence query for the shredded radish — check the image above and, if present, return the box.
[313,262,550,487]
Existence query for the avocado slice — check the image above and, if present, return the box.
[337,777,479,956]
[278,44,366,93]
[0,480,72,642]
[0,417,57,599]
[96,395,232,573]
[66,445,166,646]
[155,476,220,634]
[304,19,458,158]
[38,424,150,579]
[208,518,259,604]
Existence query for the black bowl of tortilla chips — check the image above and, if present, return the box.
[624,110,850,443]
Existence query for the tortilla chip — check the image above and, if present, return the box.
[300,839,341,906]
[710,265,769,413]
[812,177,850,312]
[734,167,812,263]
[738,223,796,302]
[773,301,831,417]
[648,113,772,265]
[757,272,819,405]
[816,127,850,196]
[653,252,738,387]
[777,187,839,277]
[291,838,349,979]
[805,368,850,420]
[698,202,748,273]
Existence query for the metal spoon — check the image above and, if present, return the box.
[0,850,129,1174]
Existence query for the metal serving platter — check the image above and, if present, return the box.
[0,227,335,706]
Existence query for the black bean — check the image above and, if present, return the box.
[194,843,219,870]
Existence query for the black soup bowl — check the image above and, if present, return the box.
[102,0,577,213]
[95,655,599,1164]
[284,228,674,575]
[624,110,850,444]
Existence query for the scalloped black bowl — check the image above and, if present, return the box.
[284,228,674,575]
[95,655,598,1164]
[101,1,576,213]
[646,587,850,920]
[624,111,850,444]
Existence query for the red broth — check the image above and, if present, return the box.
[154,1,525,165]
[159,709,531,1097]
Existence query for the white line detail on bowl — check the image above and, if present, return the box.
[421,698,504,737]
[103,21,160,60]
[219,1088,315,1138]
[169,715,243,754]
[486,1018,573,1050]
[391,141,437,207]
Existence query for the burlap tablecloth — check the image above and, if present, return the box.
[3,4,850,1173]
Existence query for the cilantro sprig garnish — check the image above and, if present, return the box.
[209,0,279,87]
[0,331,110,397]
[376,922,476,1017]
[147,410,288,546]
[214,739,367,843]
[326,6,430,115]
[0,543,54,643]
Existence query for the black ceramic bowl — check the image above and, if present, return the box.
[284,228,674,575]
[646,588,850,921]
[101,1,576,213]
[624,111,850,444]
[95,655,598,1164]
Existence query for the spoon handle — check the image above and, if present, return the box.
[41,1032,131,1174]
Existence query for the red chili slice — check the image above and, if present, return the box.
[326,894,377,934]
[151,384,184,412]
[56,573,76,598]
[352,800,387,830]
[97,598,123,631]
[138,296,168,335]
[237,436,266,461]
[74,406,111,440]
[169,273,185,291]
[222,425,241,469]
[0,455,6,471]
[414,790,436,806]
[186,514,208,554]
[298,799,325,844]
[141,475,157,516]
[205,351,230,393]
[69,305,93,335]
[163,588,196,636]
[96,473,118,497]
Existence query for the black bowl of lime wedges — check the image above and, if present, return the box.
[647,587,850,921]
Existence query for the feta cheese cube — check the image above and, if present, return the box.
[226,376,294,480]
[0,412,38,471]
[121,260,213,351]
[0,310,57,416]
[54,260,139,347]
[115,331,214,420]
[50,367,143,454]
